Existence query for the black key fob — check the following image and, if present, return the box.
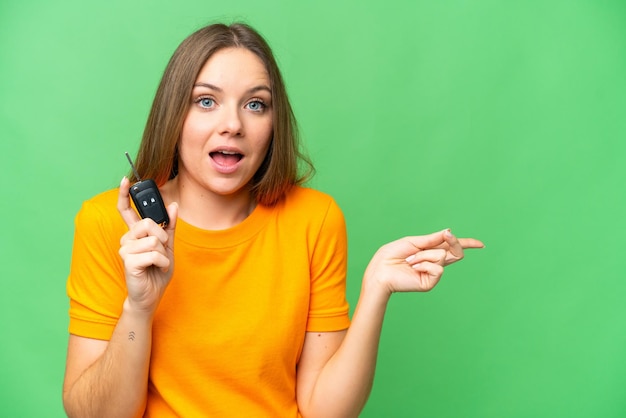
[129,179,169,226]
[125,152,169,226]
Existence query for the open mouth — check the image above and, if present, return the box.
[210,150,244,166]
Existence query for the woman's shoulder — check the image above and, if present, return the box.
[78,188,119,214]
[283,186,339,211]
[277,186,345,229]
[73,188,125,231]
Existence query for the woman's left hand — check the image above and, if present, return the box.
[363,229,484,295]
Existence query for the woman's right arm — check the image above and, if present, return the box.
[62,302,155,418]
[63,178,178,418]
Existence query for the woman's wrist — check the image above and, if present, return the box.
[359,272,393,310]
[123,297,158,323]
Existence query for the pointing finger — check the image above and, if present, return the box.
[458,237,485,249]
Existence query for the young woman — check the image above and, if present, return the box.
[63,23,483,418]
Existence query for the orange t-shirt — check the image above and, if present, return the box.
[67,186,350,417]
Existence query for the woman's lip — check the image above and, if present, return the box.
[210,146,244,154]
[210,151,243,174]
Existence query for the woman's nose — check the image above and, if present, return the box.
[218,105,243,136]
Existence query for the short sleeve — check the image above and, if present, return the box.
[306,198,350,332]
[66,192,128,340]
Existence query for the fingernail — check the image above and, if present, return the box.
[405,254,416,263]
[444,229,453,237]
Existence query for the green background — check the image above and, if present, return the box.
[1,0,625,416]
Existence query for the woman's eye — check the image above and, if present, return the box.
[198,97,215,108]
[246,100,266,112]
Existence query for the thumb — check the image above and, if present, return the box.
[402,229,448,253]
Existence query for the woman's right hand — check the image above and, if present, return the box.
[117,177,178,315]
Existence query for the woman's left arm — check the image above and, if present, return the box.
[296,229,484,418]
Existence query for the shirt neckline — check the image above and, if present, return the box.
[175,203,274,249]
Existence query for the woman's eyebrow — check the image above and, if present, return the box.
[193,82,222,91]
[193,82,271,95]
[248,85,271,95]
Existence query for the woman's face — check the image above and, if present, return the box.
[177,47,273,200]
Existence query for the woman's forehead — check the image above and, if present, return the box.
[194,48,270,88]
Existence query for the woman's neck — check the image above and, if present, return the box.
[160,177,256,230]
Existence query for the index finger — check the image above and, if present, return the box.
[117,176,141,228]
[458,237,485,249]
